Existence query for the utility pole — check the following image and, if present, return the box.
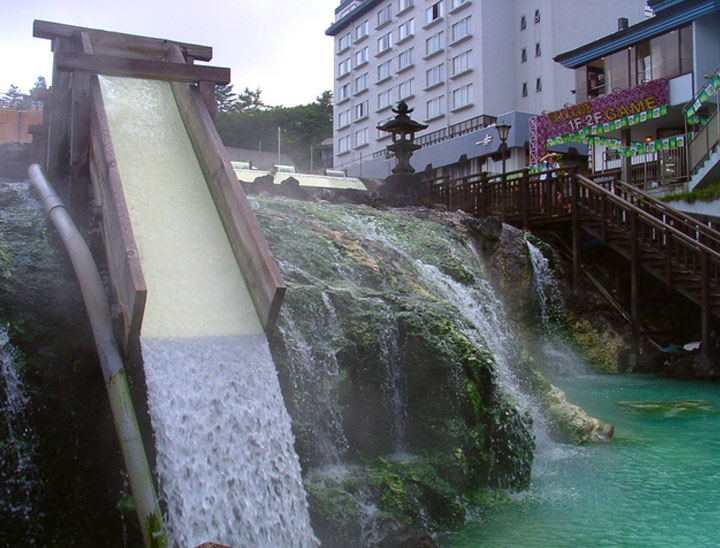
[277,126,281,164]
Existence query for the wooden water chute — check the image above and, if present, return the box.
[34,20,286,354]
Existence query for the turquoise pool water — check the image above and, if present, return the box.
[440,374,720,548]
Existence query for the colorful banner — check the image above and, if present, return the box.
[545,104,668,148]
[686,74,720,119]
[529,79,670,164]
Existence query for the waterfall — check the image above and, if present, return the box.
[142,335,317,547]
[526,239,560,329]
[98,76,317,547]
[526,239,589,378]
[340,212,544,438]
[0,326,39,524]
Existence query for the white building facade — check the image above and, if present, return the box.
[327,0,648,177]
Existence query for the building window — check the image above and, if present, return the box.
[337,108,351,128]
[337,82,351,102]
[378,31,393,53]
[355,46,369,67]
[338,58,351,77]
[398,0,413,12]
[338,134,351,154]
[536,77,542,91]
[426,63,445,87]
[378,4,392,27]
[534,9,540,23]
[425,1,443,25]
[355,100,369,120]
[520,15,526,30]
[452,83,472,109]
[451,15,471,42]
[398,18,415,41]
[427,95,445,119]
[426,30,444,55]
[377,59,392,81]
[354,72,368,93]
[355,127,369,147]
[355,20,369,41]
[377,115,393,138]
[378,89,392,110]
[522,82,528,97]
[451,0,469,8]
[398,47,414,70]
[338,33,351,52]
[521,48,527,63]
[535,42,541,57]
[452,50,471,76]
[399,78,415,99]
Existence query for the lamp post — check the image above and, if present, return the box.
[496,121,511,178]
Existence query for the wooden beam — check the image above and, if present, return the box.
[55,51,230,85]
[88,76,147,354]
[166,46,285,332]
[34,19,213,61]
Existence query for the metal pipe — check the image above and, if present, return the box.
[28,164,167,548]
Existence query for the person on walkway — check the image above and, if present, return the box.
[539,153,560,212]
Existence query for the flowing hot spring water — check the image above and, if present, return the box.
[438,240,720,547]
[99,76,317,547]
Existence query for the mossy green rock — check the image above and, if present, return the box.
[255,197,535,544]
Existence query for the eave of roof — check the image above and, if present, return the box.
[326,0,383,36]
[554,0,720,69]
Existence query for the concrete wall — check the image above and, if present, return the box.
[693,13,720,95]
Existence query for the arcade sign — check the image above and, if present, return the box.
[529,79,670,164]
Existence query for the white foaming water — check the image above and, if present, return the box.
[142,335,317,547]
[526,240,558,328]
[526,240,590,378]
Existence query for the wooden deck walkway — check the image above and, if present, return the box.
[430,167,720,361]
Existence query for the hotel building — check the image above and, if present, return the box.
[326,0,648,178]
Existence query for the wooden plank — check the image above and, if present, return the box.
[34,19,213,61]
[88,76,147,353]
[55,51,230,85]
[166,45,285,332]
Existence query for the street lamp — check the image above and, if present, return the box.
[496,121,511,178]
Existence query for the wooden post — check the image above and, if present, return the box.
[198,80,217,120]
[520,171,529,229]
[630,210,640,366]
[481,172,489,217]
[46,37,73,187]
[700,250,711,358]
[571,173,581,291]
[69,31,93,224]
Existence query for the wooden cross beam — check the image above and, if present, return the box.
[34,19,213,61]
[54,51,231,85]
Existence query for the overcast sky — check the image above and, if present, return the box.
[0,0,339,107]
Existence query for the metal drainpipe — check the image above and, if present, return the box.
[28,164,167,548]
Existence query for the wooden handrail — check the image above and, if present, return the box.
[574,173,720,263]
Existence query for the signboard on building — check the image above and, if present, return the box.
[529,79,670,164]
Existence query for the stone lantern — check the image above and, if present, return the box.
[377,101,428,175]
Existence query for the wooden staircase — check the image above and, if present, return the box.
[430,168,720,359]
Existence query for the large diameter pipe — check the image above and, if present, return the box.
[28,164,167,548]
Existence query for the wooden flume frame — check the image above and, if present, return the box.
[34,20,286,355]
